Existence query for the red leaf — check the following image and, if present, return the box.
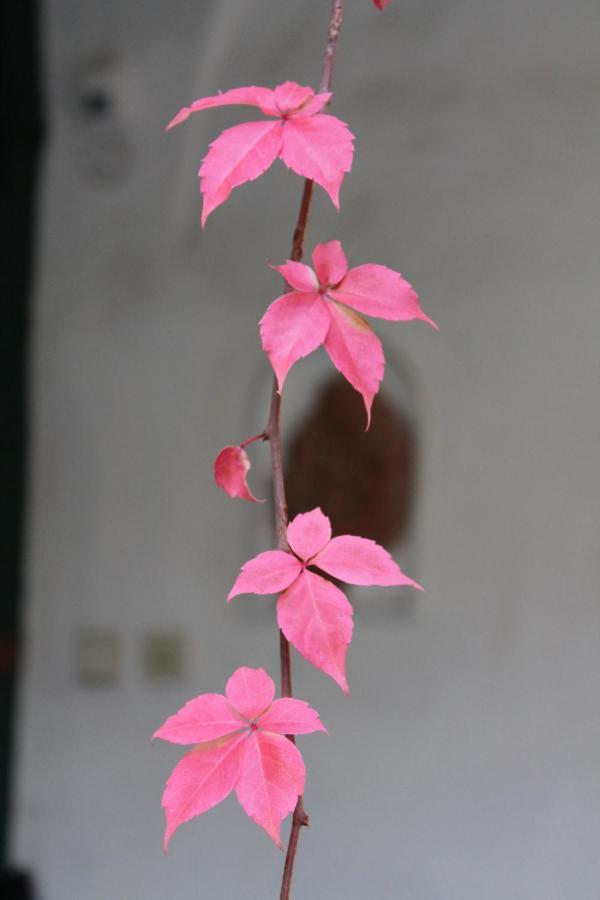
[227,510,420,690]
[214,445,264,503]
[286,507,332,561]
[262,242,435,423]
[153,694,246,745]
[228,550,302,600]
[167,85,279,129]
[271,260,319,293]
[323,301,385,428]
[155,667,324,849]
[259,698,327,736]
[330,263,438,327]
[162,733,247,852]
[259,292,330,391]
[199,120,283,226]
[235,731,305,848]
[280,114,354,208]
[167,81,354,222]
[373,0,393,9]
[225,667,275,722]
[312,239,348,287]
[313,535,422,588]
[277,570,353,693]
[273,81,328,115]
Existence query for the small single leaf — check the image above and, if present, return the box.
[228,550,302,600]
[162,733,247,851]
[271,260,319,293]
[214,445,264,503]
[289,92,333,118]
[167,86,279,129]
[225,667,275,721]
[273,82,316,114]
[280,114,354,208]
[286,508,332,561]
[323,301,385,428]
[259,292,330,391]
[154,694,246,745]
[313,535,422,588]
[199,120,283,226]
[277,570,353,693]
[312,240,348,287]
[373,0,393,9]
[330,263,437,327]
[259,698,327,736]
[235,731,305,848]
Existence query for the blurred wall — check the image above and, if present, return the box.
[10,1,600,897]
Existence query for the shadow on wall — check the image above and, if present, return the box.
[285,374,417,547]
[0,868,35,899]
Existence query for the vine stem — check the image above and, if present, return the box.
[263,2,346,898]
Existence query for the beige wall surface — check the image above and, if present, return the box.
[11,1,600,897]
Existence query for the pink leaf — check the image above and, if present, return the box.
[213,445,264,503]
[259,292,330,391]
[277,570,353,693]
[289,92,333,118]
[280,114,354,208]
[330,263,437,327]
[323,301,385,427]
[227,550,302,600]
[162,732,247,851]
[153,694,246,745]
[156,668,324,849]
[286,508,332,561]
[312,240,348,287]
[235,731,305,848]
[273,82,318,115]
[225,667,275,721]
[259,698,327,736]
[271,260,319,293]
[199,120,283,225]
[373,0,393,8]
[167,86,278,129]
[313,535,422,588]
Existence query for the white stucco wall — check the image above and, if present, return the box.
[11,1,600,897]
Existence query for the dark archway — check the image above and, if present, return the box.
[285,375,416,550]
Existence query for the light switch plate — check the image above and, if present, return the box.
[143,630,184,682]
[75,628,120,686]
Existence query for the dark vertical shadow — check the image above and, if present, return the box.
[0,0,43,889]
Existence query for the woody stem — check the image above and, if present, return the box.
[264,3,346,899]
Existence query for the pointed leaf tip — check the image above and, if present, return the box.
[313,535,420,588]
[323,302,384,428]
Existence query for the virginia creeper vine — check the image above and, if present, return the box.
[154,2,436,898]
